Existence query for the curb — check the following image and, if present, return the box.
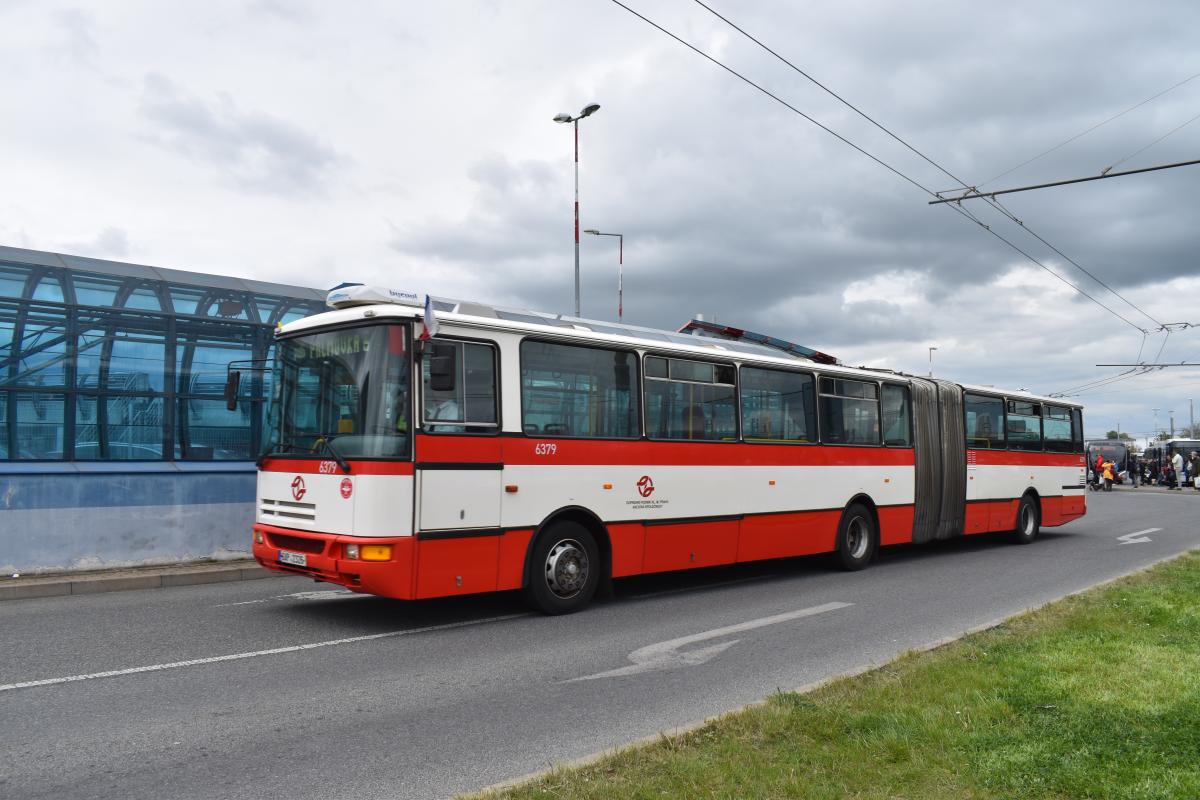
[0,560,273,602]
[463,546,1199,799]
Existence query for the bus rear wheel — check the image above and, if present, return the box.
[1012,495,1040,545]
[834,503,876,571]
[524,521,600,615]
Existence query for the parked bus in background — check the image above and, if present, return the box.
[1141,439,1200,485]
[1085,439,1129,485]
[235,288,1087,614]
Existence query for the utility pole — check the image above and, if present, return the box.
[1153,408,1159,439]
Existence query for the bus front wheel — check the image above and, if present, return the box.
[834,504,876,571]
[524,521,600,615]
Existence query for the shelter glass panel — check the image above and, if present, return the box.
[14,391,66,459]
[122,285,163,311]
[31,275,65,303]
[5,308,69,388]
[71,273,124,307]
[179,398,252,460]
[0,263,32,299]
[75,395,164,459]
[76,324,167,392]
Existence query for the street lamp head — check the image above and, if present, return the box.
[584,229,599,235]
[553,113,573,123]
[579,103,601,118]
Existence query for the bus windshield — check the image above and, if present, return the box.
[265,324,410,459]
[1088,444,1127,461]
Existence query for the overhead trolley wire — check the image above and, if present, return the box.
[608,7,1142,333]
[630,0,1160,338]
[686,0,1166,334]
[1101,110,1200,174]
[979,70,1200,188]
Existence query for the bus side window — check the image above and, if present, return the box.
[1043,405,1073,453]
[644,356,737,441]
[881,384,911,446]
[739,367,815,443]
[964,393,1005,449]
[1006,400,1043,451]
[818,377,879,446]
[421,339,498,434]
[519,340,639,439]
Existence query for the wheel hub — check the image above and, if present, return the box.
[545,539,588,599]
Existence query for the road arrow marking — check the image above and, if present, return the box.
[568,601,852,682]
[1117,528,1160,545]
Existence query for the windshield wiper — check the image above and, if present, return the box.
[256,440,298,467]
[312,435,352,474]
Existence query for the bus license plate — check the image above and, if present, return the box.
[279,550,307,567]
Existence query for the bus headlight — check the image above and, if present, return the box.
[344,544,360,560]
[360,545,392,561]
[254,530,264,545]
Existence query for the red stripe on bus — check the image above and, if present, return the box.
[415,434,916,467]
[259,458,415,476]
[966,450,1084,467]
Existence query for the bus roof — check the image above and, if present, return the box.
[281,291,1081,409]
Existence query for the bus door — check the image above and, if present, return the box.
[415,338,503,532]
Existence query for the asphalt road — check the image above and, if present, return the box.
[2,487,1197,800]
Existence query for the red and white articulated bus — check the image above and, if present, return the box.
[242,287,1087,614]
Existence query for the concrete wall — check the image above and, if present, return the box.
[0,463,256,574]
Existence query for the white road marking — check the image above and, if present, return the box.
[1117,528,1160,545]
[569,601,852,682]
[0,613,527,693]
[215,589,359,607]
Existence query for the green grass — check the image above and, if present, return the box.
[479,553,1200,800]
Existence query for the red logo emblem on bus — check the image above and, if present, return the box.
[637,475,655,497]
[340,478,353,499]
[291,476,306,501]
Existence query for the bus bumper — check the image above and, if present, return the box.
[251,523,416,599]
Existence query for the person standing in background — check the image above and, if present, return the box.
[1128,452,1138,487]
[1170,449,1184,490]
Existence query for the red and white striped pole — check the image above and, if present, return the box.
[554,104,600,318]
[574,119,580,317]
[618,233,623,321]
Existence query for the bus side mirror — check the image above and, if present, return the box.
[224,370,241,411]
[428,344,457,392]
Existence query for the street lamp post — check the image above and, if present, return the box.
[584,229,624,321]
[553,103,601,317]
[928,346,938,377]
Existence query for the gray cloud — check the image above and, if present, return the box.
[64,226,130,260]
[138,73,341,193]
[52,8,98,67]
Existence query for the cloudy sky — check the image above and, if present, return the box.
[2,0,1198,442]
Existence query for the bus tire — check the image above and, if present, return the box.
[524,521,600,615]
[1012,495,1039,545]
[834,503,876,571]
